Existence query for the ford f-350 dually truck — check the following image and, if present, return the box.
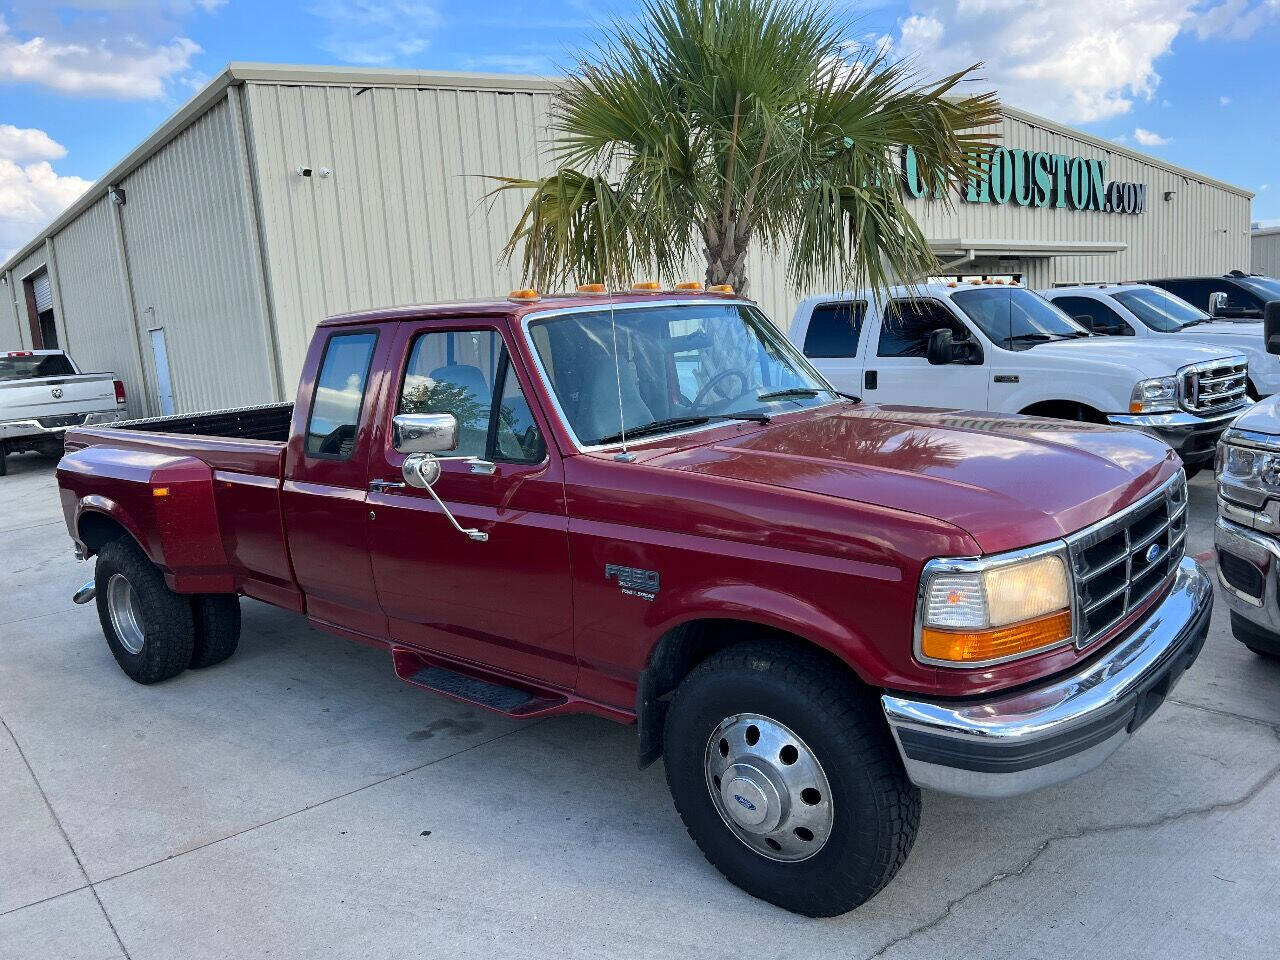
[56,288,1211,917]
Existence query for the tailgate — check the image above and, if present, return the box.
[0,375,117,423]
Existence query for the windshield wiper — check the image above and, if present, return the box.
[757,386,859,403]
[594,413,770,446]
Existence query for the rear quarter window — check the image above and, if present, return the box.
[803,302,866,358]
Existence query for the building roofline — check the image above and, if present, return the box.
[0,62,1253,277]
[1252,226,1280,238]
[1000,102,1254,200]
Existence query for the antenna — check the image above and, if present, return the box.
[608,290,636,462]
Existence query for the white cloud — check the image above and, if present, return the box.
[889,1,1197,123]
[1133,127,1172,146]
[1194,0,1280,39]
[1219,95,1232,105]
[0,126,91,260]
[0,2,222,100]
[310,1,442,66]
[1261,184,1271,192]
[463,54,555,74]
[0,124,67,162]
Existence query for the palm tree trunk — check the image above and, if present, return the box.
[703,215,751,296]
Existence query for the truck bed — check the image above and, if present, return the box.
[103,402,294,442]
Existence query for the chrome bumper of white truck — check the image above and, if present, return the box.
[0,409,125,440]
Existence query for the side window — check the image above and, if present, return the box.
[1159,280,1212,311]
[306,331,377,459]
[398,329,545,464]
[1054,296,1133,335]
[1224,282,1263,311]
[878,300,971,358]
[803,302,866,358]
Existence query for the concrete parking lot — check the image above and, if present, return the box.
[2,452,1278,960]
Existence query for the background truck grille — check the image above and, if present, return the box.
[1067,473,1188,649]
[1181,358,1248,415]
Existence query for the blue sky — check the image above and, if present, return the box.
[0,0,1277,258]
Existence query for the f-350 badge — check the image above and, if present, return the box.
[605,564,660,601]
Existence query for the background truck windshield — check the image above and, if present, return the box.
[1112,287,1210,332]
[0,353,75,381]
[1236,276,1280,301]
[952,288,1090,350]
[527,302,834,446]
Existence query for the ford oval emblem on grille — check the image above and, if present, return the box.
[734,794,757,812]
[1145,543,1161,563]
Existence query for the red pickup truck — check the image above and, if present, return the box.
[57,289,1212,916]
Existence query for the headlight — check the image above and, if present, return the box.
[1129,376,1178,414]
[1217,432,1280,490]
[917,549,1073,666]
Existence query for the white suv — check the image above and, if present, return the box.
[788,282,1249,474]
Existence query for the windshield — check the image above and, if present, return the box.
[950,288,1090,350]
[526,302,836,446]
[1237,276,1280,301]
[1112,287,1210,331]
[0,353,75,381]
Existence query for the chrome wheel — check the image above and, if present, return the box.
[704,713,834,862]
[106,573,145,655]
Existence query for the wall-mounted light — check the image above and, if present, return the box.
[1163,190,1176,201]
[109,186,126,205]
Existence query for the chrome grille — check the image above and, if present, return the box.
[1067,473,1188,649]
[1181,357,1248,415]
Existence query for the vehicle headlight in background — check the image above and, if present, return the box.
[1216,432,1280,491]
[1129,376,1179,414]
[918,550,1073,666]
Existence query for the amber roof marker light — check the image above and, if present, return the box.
[708,284,734,294]
[508,288,541,302]
[577,283,609,295]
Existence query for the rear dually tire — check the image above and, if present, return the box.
[95,537,195,684]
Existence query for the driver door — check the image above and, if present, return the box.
[366,319,576,689]
[865,298,990,409]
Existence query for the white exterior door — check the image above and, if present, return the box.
[149,328,175,416]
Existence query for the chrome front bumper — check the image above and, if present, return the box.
[1214,515,1280,634]
[0,409,125,440]
[1107,407,1247,466]
[881,557,1212,799]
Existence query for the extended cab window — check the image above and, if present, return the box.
[1053,296,1133,335]
[306,332,377,459]
[398,330,545,464]
[803,302,866,358]
[877,300,970,358]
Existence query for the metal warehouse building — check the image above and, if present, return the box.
[1253,227,1280,277]
[0,63,1253,418]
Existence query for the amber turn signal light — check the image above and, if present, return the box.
[920,608,1072,664]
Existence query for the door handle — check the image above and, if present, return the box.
[369,478,406,493]
[864,370,878,390]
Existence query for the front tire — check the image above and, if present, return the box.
[663,642,920,916]
[95,538,195,683]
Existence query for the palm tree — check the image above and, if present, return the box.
[485,0,1001,297]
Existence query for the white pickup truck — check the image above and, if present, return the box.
[788,282,1249,475]
[1042,283,1280,398]
[0,350,126,476]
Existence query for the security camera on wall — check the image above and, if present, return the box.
[295,165,313,178]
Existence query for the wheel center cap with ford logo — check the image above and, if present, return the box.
[718,762,785,833]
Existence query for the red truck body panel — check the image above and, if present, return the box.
[57,292,1180,713]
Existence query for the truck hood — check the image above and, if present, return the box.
[644,405,1177,554]
[1227,392,1280,436]
[1025,336,1243,375]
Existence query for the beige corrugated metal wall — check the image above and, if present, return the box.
[243,81,555,384]
[1253,229,1280,277]
[901,113,1251,291]
[116,98,274,413]
[52,196,147,415]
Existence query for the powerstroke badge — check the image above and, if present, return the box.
[605,564,660,601]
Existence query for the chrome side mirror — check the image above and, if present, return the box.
[1208,291,1228,318]
[400,452,488,542]
[393,412,458,454]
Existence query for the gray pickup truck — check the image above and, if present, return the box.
[0,350,126,475]
[1214,301,1280,658]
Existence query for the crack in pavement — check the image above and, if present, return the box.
[0,717,545,923]
[861,726,1280,960]
[2,715,134,959]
